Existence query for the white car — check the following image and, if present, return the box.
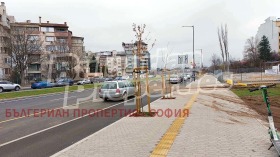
[183,74,191,81]
[0,81,21,93]
[169,75,182,84]
[77,79,91,85]
[121,75,130,80]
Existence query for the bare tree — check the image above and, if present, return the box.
[210,53,222,72]
[218,24,229,71]
[161,42,172,70]
[243,36,260,67]
[42,39,83,81]
[8,27,43,85]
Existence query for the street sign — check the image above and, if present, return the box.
[178,55,188,64]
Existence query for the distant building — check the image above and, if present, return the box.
[256,17,280,53]
[94,50,126,76]
[122,42,151,73]
[72,36,89,75]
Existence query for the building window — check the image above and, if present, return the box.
[3,47,8,54]
[28,64,40,71]
[55,28,67,32]
[46,45,56,51]
[46,36,55,42]
[56,37,67,43]
[4,68,10,75]
[4,58,11,64]
[26,27,39,31]
[41,27,54,32]
[28,35,39,41]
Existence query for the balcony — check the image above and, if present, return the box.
[28,69,41,74]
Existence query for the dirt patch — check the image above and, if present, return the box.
[241,95,280,128]
[214,119,235,125]
[201,93,245,105]
[201,99,256,119]
[214,118,245,125]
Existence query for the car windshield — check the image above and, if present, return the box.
[101,82,117,89]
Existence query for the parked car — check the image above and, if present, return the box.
[90,77,105,83]
[0,81,21,92]
[114,76,123,80]
[104,77,113,81]
[169,75,182,84]
[55,78,74,87]
[99,81,135,101]
[31,81,54,89]
[77,78,91,85]
[122,75,130,80]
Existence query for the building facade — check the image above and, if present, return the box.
[256,17,280,53]
[122,42,151,74]
[0,2,14,80]
[94,50,127,77]
[11,19,85,81]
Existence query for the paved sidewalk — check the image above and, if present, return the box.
[52,75,278,157]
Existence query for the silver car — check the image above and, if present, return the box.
[77,78,91,85]
[0,81,21,93]
[169,75,182,84]
[99,81,135,101]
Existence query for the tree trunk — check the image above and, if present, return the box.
[20,71,25,86]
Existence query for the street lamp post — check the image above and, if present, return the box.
[182,25,195,81]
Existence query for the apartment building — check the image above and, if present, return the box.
[0,2,14,79]
[72,36,89,75]
[256,17,280,53]
[122,42,151,73]
[10,19,86,81]
[94,50,126,76]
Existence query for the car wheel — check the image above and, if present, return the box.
[0,87,3,93]
[122,92,128,101]
[103,98,107,102]
[15,86,20,91]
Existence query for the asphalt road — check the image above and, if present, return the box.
[0,81,189,157]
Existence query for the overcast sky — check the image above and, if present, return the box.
[6,0,280,67]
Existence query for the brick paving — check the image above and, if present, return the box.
[53,75,278,157]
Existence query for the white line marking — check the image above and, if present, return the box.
[50,96,77,102]
[0,98,131,148]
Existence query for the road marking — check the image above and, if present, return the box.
[0,88,95,104]
[0,99,93,124]
[0,98,133,148]
[150,92,199,157]
[50,96,77,102]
